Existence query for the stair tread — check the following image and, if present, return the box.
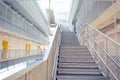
[60,50,88,52]
[57,74,106,78]
[57,68,101,71]
[58,62,98,69]
[59,57,92,59]
[59,58,95,62]
[60,48,87,50]
[60,46,86,48]
[60,48,88,50]
[57,68,102,74]
[59,58,94,60]
[59,54,92,56]
[59,52,90,54]
[58,62,97,65]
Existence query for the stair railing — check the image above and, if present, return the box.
[51,25,61,80]
[77,23,120,80]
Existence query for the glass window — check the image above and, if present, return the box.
[6,8,13,22]
[0,3,6,18]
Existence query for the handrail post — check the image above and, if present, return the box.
[93,29,96,58]
[86,26,89,48]
[106,55,109,79]
[105,36,109,79]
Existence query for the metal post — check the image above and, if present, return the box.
[105,37,107,51]
[86,26,89,47]
[93,29,96,57]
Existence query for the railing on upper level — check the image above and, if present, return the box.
[0,49,44,72]
[76,23,120,80]
[1,24,61,80]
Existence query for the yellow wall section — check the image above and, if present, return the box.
[37,45,40,50]
[0,35,42,59]
[2,40,8,59]
[2,40,8,50]
[26,44,31,51]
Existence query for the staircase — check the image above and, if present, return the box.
[56,32,107,80]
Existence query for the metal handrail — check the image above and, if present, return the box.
[77,22,120,47]
[78,23,120,67]
[87,39,118,80]
[77,23,120,80]
[87,23,120,47]
[51,30,61,80]
[86,31,120,68]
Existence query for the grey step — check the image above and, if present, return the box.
[57,68,102,75]
[60,50,89,53]
[60,51,89,54]
[58,62,98,69]
[61,40,78,41]
[59,52,90,55]
[57,74,106,80]
[60,46,86,49]
[59,53,92,56]
[60,45,80,47]
[60,45,86,49]
[60,49,88,52]
[60,48,88,51]
[59,58,95,63]
[59,55,93,59]
[60,50,88,52]
[61,42,79,43]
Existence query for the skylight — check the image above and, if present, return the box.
[37,0,71,23]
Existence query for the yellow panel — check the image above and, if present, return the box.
[2,40,8,50]
[26,44,31,51]
[37,45,40,50]
[25,44,31,56]
[26,44,28,50]
[29,44,31,50]
[2,40,8,59]
[25,44,31,50]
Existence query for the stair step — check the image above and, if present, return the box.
[60,45,81,47]
[57,74,106,80]
[60,49,88,52]
[57,68,102,75]
[60,47,86,49]
[59,55,92,59]
[60,52,90,55]
[60,50,89,53]
[58,62,98,69]
[60,46,87,49]
[59,58,95,63]
[59,53,92,56]
[60,47,87,49]
[60,49,89,53]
